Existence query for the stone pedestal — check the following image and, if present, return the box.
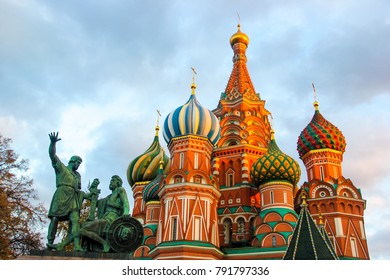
[18,250,133,260]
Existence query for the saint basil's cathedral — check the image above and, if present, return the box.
[126,25,370,260]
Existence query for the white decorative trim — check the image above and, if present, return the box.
[311,185,334,198]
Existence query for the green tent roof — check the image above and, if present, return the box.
[283,204,338,260]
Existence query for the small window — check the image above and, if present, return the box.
[228,199,233,204]
[320,166,325,181]
[237,218,245,234]
[320,191,326,197]
[194,152,199,169]
[194,175,202,184]
[270,191,274,204]
[174,175,183,183]
[350,238,358,257]
[272,236,277,247]
[179,153,184,169]
[172,217,178,241]
[150,209,154,220]
[236,198,241,203]
[227,173,234,187]
[220,200,225,205]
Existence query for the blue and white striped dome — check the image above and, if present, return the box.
[163,90,220,145]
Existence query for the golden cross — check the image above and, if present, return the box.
[312,82,317,102]
[156,109,161,126]
[191,67,197,84]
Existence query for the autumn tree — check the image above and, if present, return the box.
[0,134,47,259]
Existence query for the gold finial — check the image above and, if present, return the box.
[317,206,324,225]
[301,192,307,206]
[270,129,275,140]
[191,67,197,94]
[237,12,241,30]
[312,82,320,111]
[159,150,165,170]
[155,109,161,135]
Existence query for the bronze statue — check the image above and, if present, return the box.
[46,132,95,251]
[79,175,133,252]
[46,132,143,253]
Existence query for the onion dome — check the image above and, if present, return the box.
[251,130,301,187]
[297,101,346,158]
[127,126,170,187]
[143,160,164,202]
[230,24,249,47]
[163,83,221,145]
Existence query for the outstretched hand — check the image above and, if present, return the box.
[48,132,61,143]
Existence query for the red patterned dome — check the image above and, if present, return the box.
[297,102,346,158]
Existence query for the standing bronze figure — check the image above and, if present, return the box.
[46,132,86,251]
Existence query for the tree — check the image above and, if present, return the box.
[0,134,46,259]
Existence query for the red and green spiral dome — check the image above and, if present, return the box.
[297,102,346,158]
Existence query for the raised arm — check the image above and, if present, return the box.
[48,132,61,161]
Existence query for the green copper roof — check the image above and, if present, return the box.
[223,245,288,255]
[251,133,301,187]
[259,207,298,220]
[283,204,338,260]
[157,240,217,248]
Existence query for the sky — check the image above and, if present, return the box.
[0,0,389,259]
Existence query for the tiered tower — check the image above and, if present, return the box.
[149,82,222,259]
[296,100,369,259]
[249,130,301,258]
[212,25,272,247]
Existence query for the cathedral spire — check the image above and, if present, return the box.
[224,24,259,101]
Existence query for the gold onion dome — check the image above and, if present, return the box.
[297,102,346,158]
[127,126,170,187]
[230,24,249,47]
[251,130,301,187]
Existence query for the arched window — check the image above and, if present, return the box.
[194,152,199,169]
[226,169,235,187]
[223,219,233,245]
[179,153,184,169]
[237,218,245,234]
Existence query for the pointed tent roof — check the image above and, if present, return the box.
[283,196,338,260]
[224,24,260,101]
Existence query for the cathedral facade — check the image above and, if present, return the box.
[126,25,370,260]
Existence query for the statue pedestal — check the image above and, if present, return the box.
[18,250,134,260]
